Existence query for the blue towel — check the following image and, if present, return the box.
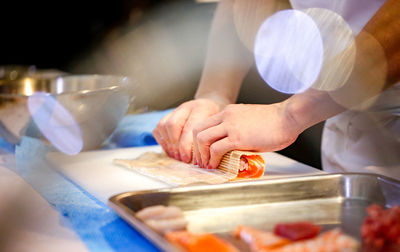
[104,109,173,148]
[8,109,176,252]
[0,137,15,153]
[14,136,161,252]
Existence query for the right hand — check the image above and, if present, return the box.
[153,99,222,163]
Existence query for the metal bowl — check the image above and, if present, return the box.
[0,75,135,154]
[0,65,36,82]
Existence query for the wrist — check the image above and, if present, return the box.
[283,89,346,131]
[194,92,232,110]
[281,97,310,134]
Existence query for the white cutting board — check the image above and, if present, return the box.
[46,146,323,204]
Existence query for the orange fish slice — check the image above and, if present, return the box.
[165,230,239,252]
[234,226,291,251]
[237,155,265,178]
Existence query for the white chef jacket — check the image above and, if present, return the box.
[289,0,400,180]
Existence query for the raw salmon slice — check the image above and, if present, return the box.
[165,230,239,252]
[274,222,321,241]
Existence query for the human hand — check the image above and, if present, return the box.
[192,103,304,169]
[153,99,222,163]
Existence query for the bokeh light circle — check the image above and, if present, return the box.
[328,31,388,111]
[305,8,356,92]
[254,9,324,94]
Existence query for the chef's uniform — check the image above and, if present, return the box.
[289,0,400,180]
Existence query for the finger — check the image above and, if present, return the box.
[207,137,235,169]
[178,117,196,163]
[196,123,227,168]
[178,109,215,163]
[153,128,170,155]
[156,114,174,157]
[192,128,199,166]
[164,107,191,160]
[152,128,164,148]
[161,113,179,158]
[193,113,223,167]
[193,112,223,134]
[178,128,193,163]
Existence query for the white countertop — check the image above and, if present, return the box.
[47,146,324,204]
[0,146,323,252]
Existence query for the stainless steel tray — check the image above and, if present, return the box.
[108,173,400,252]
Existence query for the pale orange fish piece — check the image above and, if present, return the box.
[233,226,291,251]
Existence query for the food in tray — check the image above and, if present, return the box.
[273,221,321,241]
[234,224,359,252]
[361,204,400,251]
[136,205,239,251]
[269,228,358,252]
[234,226,291,251]
[165,231,239,252]
[135,204,361,252]
[136,205,184,220]
[114,150,265,185]
[135,205,188,235]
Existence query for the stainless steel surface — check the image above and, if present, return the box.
[0,75,135,151]
[109,173,400,252]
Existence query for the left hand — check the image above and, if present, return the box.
[192,103,303,169]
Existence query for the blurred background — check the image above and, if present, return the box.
[0,0,323,168]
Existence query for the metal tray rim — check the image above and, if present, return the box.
[109,172,399,202]
[108,172,400,252]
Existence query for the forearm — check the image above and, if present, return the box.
[329,0,400,109]
[195,0,289,106]
[283,89,345,132]
[362,0,400,86]
[195,0,253,105]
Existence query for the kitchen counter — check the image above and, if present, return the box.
[0,145,323,252]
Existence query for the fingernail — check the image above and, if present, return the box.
[207,164,212,169]
[193,158,197,165]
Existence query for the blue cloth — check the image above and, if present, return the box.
[0,137,15,153]
[105,109,173,148]
[14,136,161,252]
[8,109,175,252]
